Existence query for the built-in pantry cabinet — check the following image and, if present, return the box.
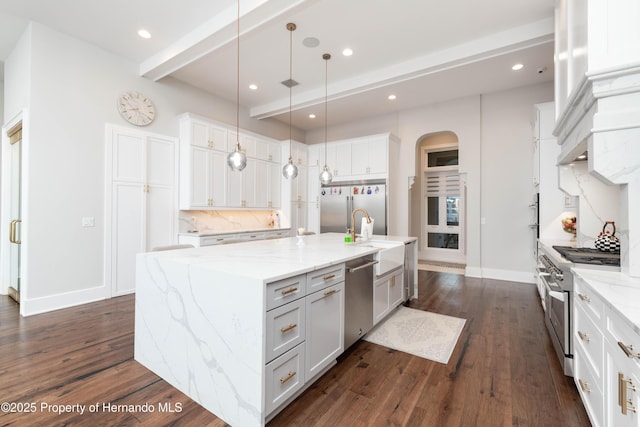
[179,113,282,210]
[105,125,178,296]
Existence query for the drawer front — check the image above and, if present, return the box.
[574,301,605,382]
[574,276,605,329]
[607,308,640,371]
[266,299,306,363]
[265,343,305,415]
[574,343,605,427]
[200,235,236,246]
[264,230,291,240]
[266,274,307,311]
[306,264,345,294]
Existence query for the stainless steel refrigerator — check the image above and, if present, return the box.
[320,180,387,235]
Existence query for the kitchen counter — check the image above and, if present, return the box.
[177,227,290,237]
[572,268,640,335]
[134,233,416,426]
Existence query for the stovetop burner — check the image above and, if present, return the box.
[552,245,620,266]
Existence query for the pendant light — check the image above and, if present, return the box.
[319,53,333,185]
[282,23,298,179]
[227,0,247,171]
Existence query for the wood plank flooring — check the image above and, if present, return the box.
[0,272,590,426]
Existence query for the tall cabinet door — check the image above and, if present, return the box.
[107,125,177,297]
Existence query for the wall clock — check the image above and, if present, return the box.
[117,91,156,126]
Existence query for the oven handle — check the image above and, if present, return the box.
[540,273,562,293]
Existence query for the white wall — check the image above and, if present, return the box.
[305,82,554,283]
[3,22,293,314]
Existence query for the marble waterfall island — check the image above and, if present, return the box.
[134,233,397,427]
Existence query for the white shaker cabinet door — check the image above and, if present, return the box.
[305,282,344,380]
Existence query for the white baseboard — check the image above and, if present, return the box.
[481,268,536,284]
[465,266,483,278]
[20,285,109,316]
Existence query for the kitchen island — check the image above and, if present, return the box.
[134,233,417,427]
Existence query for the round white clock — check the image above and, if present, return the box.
[117,91,156,126]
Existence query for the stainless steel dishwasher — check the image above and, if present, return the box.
[344,255,378,349]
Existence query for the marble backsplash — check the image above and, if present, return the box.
[178,210,280,234]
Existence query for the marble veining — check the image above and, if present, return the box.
[135,233,415,426]
[572,268,640,335]
[178,210,278,234]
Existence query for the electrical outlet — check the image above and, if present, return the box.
[82,217,95,227]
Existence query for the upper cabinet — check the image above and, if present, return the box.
[179,113,283,210]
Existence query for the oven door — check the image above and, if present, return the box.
[548,290,570,356]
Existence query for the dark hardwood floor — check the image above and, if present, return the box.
[0,271,590,426]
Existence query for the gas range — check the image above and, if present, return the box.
[552,246,620,267]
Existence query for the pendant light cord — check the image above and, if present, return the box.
[324,54,329,165]
[236,1,240,149]
[289,25,293,157]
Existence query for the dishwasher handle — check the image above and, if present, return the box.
[347,260,379,273]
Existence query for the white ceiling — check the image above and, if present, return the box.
[0,0,555,131]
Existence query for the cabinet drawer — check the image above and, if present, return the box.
[265,343,305,415]
[266,298,306,363]
[574,276,605,329]
[607,308,640,370]
[574,343,605,427]
[266,274,307,311]
[200,235,237,246]
[574,301,605,381]
[306,264,345,294]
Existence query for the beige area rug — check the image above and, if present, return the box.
[364,306,466,364]
[418,260,465,274]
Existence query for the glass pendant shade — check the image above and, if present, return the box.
[320,165,333,185]
[282,157,298,179]
[227,144,247,171]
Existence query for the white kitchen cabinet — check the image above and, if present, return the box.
[290,202,307,232]
[182,145,227,208]
[373,268,404,325]
[605,308,640,426]
[351,135,387,176]
[266,297,306,363]
[106,126,177,296]
[189,119,228,151]
[179,113,283,210]
[325,142,351,178]
[265,342,305,415]
[290,165,307,203]
[291,140,308,166]
[573,273,640,427]
[305,282,344,380]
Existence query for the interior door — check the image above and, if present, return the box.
[423,170,464,263]
[8,127,22,302]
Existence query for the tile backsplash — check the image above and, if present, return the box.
[179,210,281,234]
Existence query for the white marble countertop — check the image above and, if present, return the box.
[178,227,291,237]
[572,268,640,335]
[143,233,415,283]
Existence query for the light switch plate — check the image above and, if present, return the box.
[82,217,95,227]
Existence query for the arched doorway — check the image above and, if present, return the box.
[410,131,466,267]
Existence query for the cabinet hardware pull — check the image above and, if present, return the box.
[324,289,337,296]
[578,331,590,342]
[323,274,336,281]
[578,379,591,393]
[280,287,298,296]
[280,370,296,384]
[618,341,640,359]
[280,323,297,333]
[619,373,637,415]
[578,293,590,303]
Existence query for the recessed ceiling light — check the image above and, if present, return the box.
[388,94,397,100]
[342,48,353,57]
[512,63,524,71]
[138,29,151,39]
[309,114,316,119]
[249,84,258,90]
